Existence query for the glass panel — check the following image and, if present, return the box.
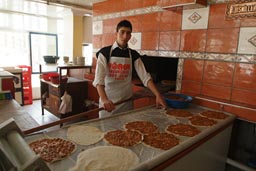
[29,32,58,73]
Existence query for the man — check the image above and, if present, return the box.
[93,19,166,118]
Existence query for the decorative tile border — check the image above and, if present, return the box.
[93,48,256,91]
[94,48,256,64]
[176,58,184,91]
[93,1,226,21]
[93,6,164,21]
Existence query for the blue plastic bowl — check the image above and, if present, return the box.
[164,93,192,109]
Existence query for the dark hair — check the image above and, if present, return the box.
[116,20,132,32]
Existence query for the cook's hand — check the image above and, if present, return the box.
[102,99,115,112]
[156,95,167,109]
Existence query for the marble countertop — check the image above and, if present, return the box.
[0,100,39,130]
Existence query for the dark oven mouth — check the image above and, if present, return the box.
[133,55,179,92]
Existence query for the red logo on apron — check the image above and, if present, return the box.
[108,62,131,80]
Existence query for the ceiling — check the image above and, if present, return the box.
[0,0,224,18]
[0,0,106,18]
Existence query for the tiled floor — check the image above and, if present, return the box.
[21,100,60,131]
[21,100,95,131]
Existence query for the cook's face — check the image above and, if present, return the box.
[116,27,132,48]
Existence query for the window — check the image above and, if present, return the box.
[0,2,64,67]
[29,32,58,73]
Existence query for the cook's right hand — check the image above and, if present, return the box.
[102,99,115,112]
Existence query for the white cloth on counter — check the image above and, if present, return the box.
[0,70,19,84]
[59,91,72,114]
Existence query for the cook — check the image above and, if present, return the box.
[93,19,166,118]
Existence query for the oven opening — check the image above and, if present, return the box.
[133,55,179,93]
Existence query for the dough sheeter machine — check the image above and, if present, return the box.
[0,118,50,171]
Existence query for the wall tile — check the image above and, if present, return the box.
[102,33,115,47]
[193,97,256,122]
[181,80,201,96]
[93,20,103,35]
[223,105,256,122]
[238,27,256,54]
[241,18,256,27]
[107,0,125,13]
[126,15,143,32]
[192,98,223,111]
[180,29,207,52]
[182,7,209,30]
[103,18,123,34]
[159,10,182,31]
[92,35,102,49]
[203,61,234,86]
[93,0,256,122]
[141,32,159,50]
[231,89,256,106]
[206,28,239,53]
[201,84,231,100]
[233,63,256,90]
[159,31,180,51]
[208,4,240,29]
[143,0,161,7]
[129,32,142,50]
[93,1,109,16]
[141,13,160,32]
[183,59,204,82]
[125,0,143,10]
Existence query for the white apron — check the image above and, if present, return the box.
[99,48,133,118]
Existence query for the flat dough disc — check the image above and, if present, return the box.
[67,125,104,145]
[70,146,139,171]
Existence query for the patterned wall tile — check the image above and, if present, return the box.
[128,32,141,50]
[182,7,209,30]
[238,27,256,54]
[93,20,103,35]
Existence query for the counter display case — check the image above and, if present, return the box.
[24,105,236,171]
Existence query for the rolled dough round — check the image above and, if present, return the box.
[70,146,139,171]
[67,125,104,145]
